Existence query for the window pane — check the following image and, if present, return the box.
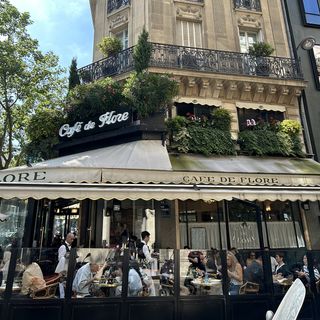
[306,13,320,24]
[303,0,320,14]
[180,249,223,296]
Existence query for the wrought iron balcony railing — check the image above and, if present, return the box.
[234,0,261,11]
[78,43,303,83]
[107,0,130,14]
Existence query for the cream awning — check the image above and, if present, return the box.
[175,97,222,106]
[1,146,320,202]
[236,102,286,112]
[0,183,319,201]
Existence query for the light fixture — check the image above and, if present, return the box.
[296,36,316,51]
[265,200,271,212]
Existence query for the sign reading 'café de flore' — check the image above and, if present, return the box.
[59,109,130,139]
[1,169,320,188]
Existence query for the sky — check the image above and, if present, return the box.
[10,0,94,74]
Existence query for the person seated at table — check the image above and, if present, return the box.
[21,262,46,296]
[246,251,256,268]
[184,251,207,294]
[243,255,264,293]
[274,252,291,279]
[72,259,106,297]
[293,255,320,287]
[227,251,243,295]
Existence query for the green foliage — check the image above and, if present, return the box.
[166,116,188,133]
[133,27,152,73]
[211,108,232,131]
[279,119,301,136]
[66,78,126,123]
[172,127,190,153]
[166,114,235,156]
[98,36,122,58]
[22,108,65,162]
[124,72,178,118]
[238,128,304,157]
[188,126,235,156]
[68,57,80,91]
[0,0,67,168]
[248,42,274,57]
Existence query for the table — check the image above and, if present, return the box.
[0,284,21,293]
[191,279,222,295]
[96,281,121,297]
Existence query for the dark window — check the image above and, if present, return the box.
[237,108,284,131]
[175,103,217,119]
[300,0,320,26]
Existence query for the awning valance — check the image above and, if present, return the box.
[236,102,286,112]
[0,183,319,202]
[175,97,222,106]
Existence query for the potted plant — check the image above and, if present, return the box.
[248,42,274,76]
[97,36,123,75]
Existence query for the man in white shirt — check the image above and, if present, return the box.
[138,231,157,295]
[55,233,75,298]
[72,261,105,297]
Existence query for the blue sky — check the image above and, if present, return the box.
[10,0,94,74]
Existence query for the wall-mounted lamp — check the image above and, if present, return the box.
[302,201,310,211]
[265,200,272,212]
[296,36,316,51]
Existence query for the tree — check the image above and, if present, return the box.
[133,27,152,73]
[0,1,67,168]
[68,57,80,91]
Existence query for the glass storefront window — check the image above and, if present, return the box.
[73,248,122,298]
[128,248,174,297]
[264,201,305,248]
[179,200,224,249]
[0,198,28,248]
[228,200,260,249]
[0,247,12,299]
[180,249,223,296]
[11,248,61,299]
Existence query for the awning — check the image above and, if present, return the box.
[0,147,320,202]
[175,97,222,106]
[236,102,286,112]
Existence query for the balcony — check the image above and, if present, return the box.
[234,0,261,11]
[107,0,130,14]
[78,43,303,84]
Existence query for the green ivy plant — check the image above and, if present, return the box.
[238,118,304,157]
[166,108,235,156]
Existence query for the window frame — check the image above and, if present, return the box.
[238,29,260,53]
[299,0,320,27]
[309,43,320,90]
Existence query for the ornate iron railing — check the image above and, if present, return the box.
[107,0,130,14]
[78,43,303,83]
[234,0,261,11]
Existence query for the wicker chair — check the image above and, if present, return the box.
[239,281,260,294]
[30,273,61,299]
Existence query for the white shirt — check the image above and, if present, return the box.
[72,263,92,296]
[128,269,143,296]
[142,241,154,263]
[55,242,71,273]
